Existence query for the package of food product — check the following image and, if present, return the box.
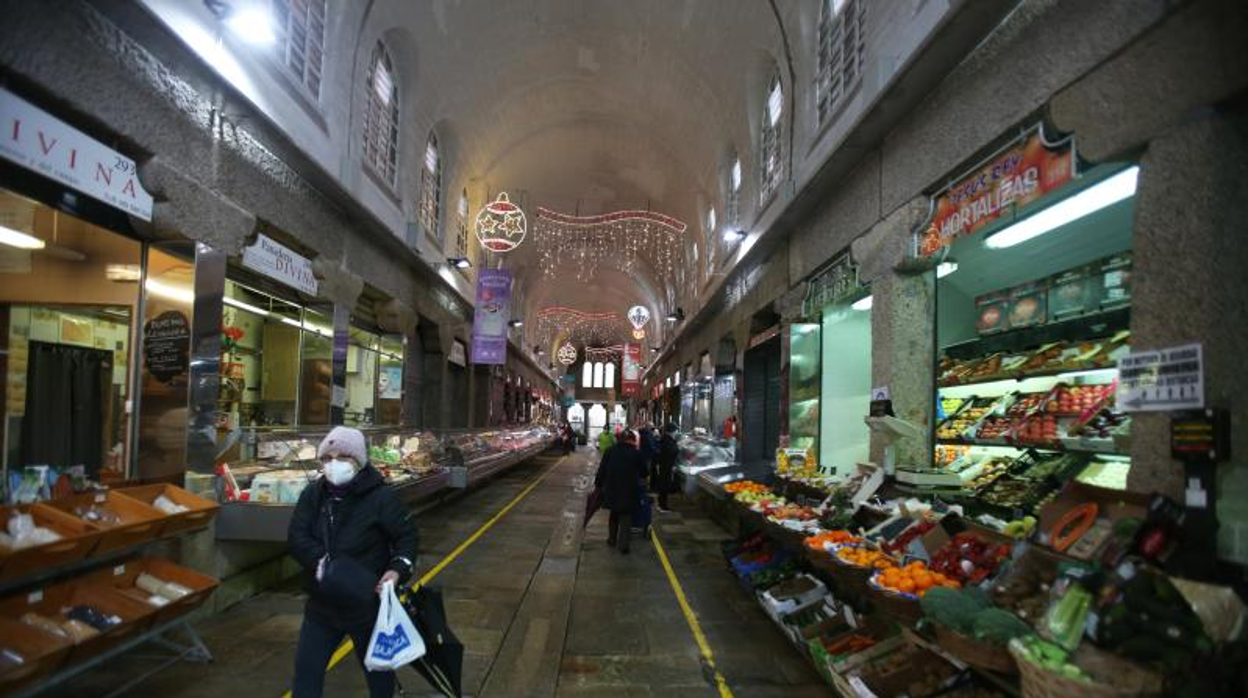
[65,605,121,631]
[159,582,193,600]
[59,619,99,644]
[152,494,189,515]
[20,612,69,640]
[135,572,166,596]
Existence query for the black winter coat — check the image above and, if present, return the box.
[594,443,648,513]
[658,433,680,468]
[287,465,419,628]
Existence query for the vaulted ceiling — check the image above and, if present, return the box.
[374,0,790,352]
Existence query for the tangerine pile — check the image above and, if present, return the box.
[724,480,769,495]
[875,561,961,597]
[805,530,862,550]
[836,547,896,569]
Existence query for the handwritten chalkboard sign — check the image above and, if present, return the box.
[144,310,190,383]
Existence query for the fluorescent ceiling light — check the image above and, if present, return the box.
[0,225,45,250]
[224,296,270,316]
[936,261,958,278]
[105,264,141,282]
[851,295,873,311]
[985,166,1139,250]
[225,7,276,46]
[145,278,194,304]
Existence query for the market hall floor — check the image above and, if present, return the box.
[49,449,829,697]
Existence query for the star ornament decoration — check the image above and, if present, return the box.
[476,192,527,253]
[557,342,578,365]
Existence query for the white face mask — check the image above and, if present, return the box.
[323,459,356,486]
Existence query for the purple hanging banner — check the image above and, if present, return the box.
[471,268,512,364]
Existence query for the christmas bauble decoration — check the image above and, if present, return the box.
[476,192,527,253]
[627,305,650,330]
[556,342,578,365]
[632,328,646,340]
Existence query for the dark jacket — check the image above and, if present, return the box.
[658,433,680,468]
[287,465,418,628]
[594,443,648,513]
[640,429,660,460]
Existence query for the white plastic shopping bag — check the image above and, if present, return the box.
[364,581,426,671]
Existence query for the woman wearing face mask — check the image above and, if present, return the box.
[287,426,418,698]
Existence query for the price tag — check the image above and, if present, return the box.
[27,590,43,604]
[114,565,126,577]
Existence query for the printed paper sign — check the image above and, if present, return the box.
[1118,343,1203,412]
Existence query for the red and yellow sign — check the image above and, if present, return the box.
[919,131,1075,257]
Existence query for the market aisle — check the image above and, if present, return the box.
[558,486,831,697]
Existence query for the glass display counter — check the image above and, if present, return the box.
[212,425,555,541]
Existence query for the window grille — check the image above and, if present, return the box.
[760,73,784,204]
[363,43,399,187]
[272,0,326,98]
[420,133,442,240]
[816,0,866,125]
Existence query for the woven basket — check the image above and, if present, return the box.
[934,624,1017,674]
[1009,643,1161,698]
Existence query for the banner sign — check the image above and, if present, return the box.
[242,234,319,295]
[0,88,154,220]
[1118,343,1204,412]
[622,343,641,396]
[471,268,512,364]
[919,129,1075,257]
[802,252,859,316]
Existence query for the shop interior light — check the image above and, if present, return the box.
[224,5,276,46]
[0,225,45,250]
[224,296,270,316]
[144,278,195,304]
[105,264,142,282]
[851,295,873,311]
[936,260,958,278]
[447,257,472,269]
[985,166,1139,250]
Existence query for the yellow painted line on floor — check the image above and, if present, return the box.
[280,455,567,698]
[650,527,735,698]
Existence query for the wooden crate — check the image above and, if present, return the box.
[0,616,73,694]
[87,557,219,626]
[38,492,165,555]
[0,504,102,582]
[113,484,219,538]
[0,578,157,666]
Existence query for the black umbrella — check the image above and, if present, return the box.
[400,585,463,698]
[583,487,603,529]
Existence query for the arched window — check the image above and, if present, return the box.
[817,0,865,125]
[593,362,605,389]
[582,361,594,388]
[456,189,469,259]
[728,157,742,226]
[760,71,784,204]
[363,42,399,188]
[273,0,326,98]
[605,362,616,389]
[420,132,442,240]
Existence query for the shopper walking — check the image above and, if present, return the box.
[288,426,418,698]
[656,423,680,512]
[597,427,616,453]
[640,424,660,488]
[594,429,648,553]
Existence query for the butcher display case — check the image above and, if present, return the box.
[675,432,737,496]
[211,425,555,541]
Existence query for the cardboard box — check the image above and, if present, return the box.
[1035,481,1149,552]
[919,515,1013,559]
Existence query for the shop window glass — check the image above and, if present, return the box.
[819,302,871,475]
[0,190,141,478]
[604,362,615,389]
[273,0,326,99]
[298,308,334,425]
[221,280,303,430]
[593,362,604,389]
[363,42,399,188]
[376,334,404,425]
[345,326,379,426]
[760,72,785,206]
[420,132,442,241]
[816,0,865,126]
[582,362,593,388]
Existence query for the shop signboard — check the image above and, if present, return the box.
[802,252,859,316]
[449,339,467,367]
[471,269,512,364]
[143,310,190,383]
[1118,343,1204,412]
[621,343,641,396]
[241,234,319,296]
[919,129,1075,257]
[0,88,154,220]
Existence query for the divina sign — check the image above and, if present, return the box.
[242,234,319,295]
[0,88,154,220]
